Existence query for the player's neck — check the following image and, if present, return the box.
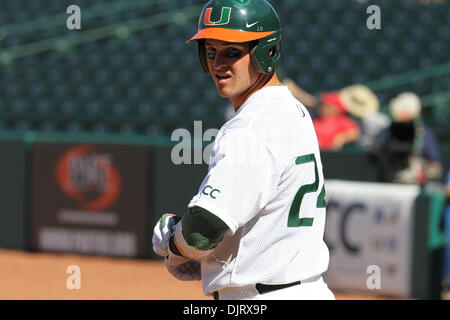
[231,73,282,112]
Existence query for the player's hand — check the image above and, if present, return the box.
[165,253,201,281]
[152,213,180,257]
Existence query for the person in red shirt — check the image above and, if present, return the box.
[312,92,361,150]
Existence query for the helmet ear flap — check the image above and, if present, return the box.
[249,40,264,74]
[250,44,264,74]
[250,32,281,74]
[197,40,210,74]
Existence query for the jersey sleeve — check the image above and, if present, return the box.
[188,129,282,235]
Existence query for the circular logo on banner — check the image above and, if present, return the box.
[55,144,122,211]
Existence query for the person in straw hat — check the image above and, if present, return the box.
[339,84,390,149]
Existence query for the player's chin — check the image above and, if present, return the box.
[215,85,233,99]
[216,89,230,98]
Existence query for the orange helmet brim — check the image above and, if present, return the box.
[186,28,275,44]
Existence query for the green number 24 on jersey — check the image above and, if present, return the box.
[288,154,326,227]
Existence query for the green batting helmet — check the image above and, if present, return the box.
[187,0,282,74]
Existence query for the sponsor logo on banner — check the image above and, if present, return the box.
[31,142,151,258]
[323,180,420,297]
[55,144,122,211]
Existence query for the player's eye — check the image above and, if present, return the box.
[226,48,241,58]
[206,47,216,59]
[206,47,242,60]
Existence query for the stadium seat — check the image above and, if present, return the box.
[0,0,448,138]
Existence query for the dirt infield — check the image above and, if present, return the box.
[0,248,392,300]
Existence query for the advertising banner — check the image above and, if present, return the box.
[323,180,420,297]
[31,142,153,258]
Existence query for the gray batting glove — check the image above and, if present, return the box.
[152,213,181,257]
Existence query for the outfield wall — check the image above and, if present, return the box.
[0,132,447,298]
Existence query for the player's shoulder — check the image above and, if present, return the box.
[217,86,311,151]
[226,86,306,131]
[253,86,311,135]
[216,86,313,157]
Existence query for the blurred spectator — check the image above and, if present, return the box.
[281,77,318,109]
[339,84,391,149]
[277,67,318,109]
[312,92,361,151]
[373,92,442,184]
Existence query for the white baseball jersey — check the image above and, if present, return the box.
[188,85,330,296]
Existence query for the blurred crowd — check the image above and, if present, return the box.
[283,78,445,186]
[284,78,450,292]
[222,72,447,187]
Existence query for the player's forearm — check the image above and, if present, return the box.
[169,206,230,260]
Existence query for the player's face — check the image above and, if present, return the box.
[205,39,260,108]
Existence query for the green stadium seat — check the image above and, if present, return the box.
[92,122,110,134]
[0,0,448,138]
[145,124,162,136]
[64,121,83,133]
[13,120,31,132]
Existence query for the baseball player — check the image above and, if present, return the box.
[153,0,334,300]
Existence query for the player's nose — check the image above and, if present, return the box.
[212,53,227,71]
